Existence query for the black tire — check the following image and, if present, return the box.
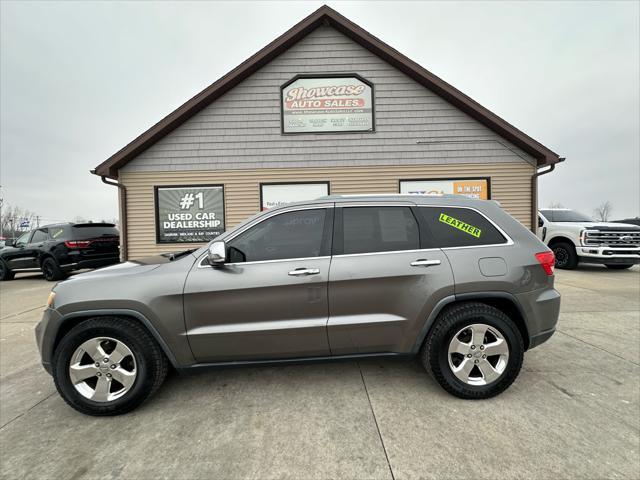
[52,317,168,416]
[551,242,578,270]
[41,257,67,281]
[605,264,634,270]
[421,302,524,400]
[0,260,15,281]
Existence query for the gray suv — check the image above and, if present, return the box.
[36,195,560,415]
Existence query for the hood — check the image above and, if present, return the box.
[61,252,192,283]
[578,222,640,231]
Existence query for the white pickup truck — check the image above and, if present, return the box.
[537,209,640,270]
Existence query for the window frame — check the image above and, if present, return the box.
[415,205,513,250]
[199,204,335,267]
[29,228,49,244]
[332,204,423,256]
[259,181,330,211]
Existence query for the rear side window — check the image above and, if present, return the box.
[30,229,48,243]
[342,207,419,254]
[49,227,67,239]
[419,207,507,248]
[72,225,119,240]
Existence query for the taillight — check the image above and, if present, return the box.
[65,240,92,249]
[535,251,555,276]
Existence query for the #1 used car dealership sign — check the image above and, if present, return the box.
[282,75,374,133]
[155,185,225,243]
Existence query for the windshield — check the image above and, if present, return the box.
[540,209,593,222]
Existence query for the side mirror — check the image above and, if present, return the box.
[207,241,226,266]
[538,218,544,228]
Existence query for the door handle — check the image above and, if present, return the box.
[410,259,441,267]
[288,268,320,276]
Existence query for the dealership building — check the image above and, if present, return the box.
[93,5,563,260]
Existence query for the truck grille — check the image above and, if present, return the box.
[584,230,640,247]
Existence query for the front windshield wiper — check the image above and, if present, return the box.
[167,249,196,261]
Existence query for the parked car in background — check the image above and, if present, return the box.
[538,209,640,270]
[614,217,640,227]
[36,195,560,415]
[0,223,120,281]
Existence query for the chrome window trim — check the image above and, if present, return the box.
[198,255,330,269]
[197,204,334,267]
[333,248,439,259]
[417,205,514,249]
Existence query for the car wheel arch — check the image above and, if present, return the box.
[413,293,530,353]
[51,310,179,370]
[547,236,575,248]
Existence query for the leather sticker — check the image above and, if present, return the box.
[439,213,482,238]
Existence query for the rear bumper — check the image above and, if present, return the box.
[60,256,120,271]
[515,287,561,350]
[577,246,640,264]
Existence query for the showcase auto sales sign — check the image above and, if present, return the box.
[282,76,373,133]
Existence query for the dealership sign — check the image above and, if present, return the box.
[261,183,329,210]
[282,76,373,133]
[400,179,489,200]
[155,185,225,243]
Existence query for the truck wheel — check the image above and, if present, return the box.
[52,317,168,416]
[421,302,524,399]
[41,257,67,281]
[605,264,633,270]
[551,242,578,269]
[0,260,15,281]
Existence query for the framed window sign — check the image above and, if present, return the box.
[260,182,330,210]
[154,185,225,243]
[399,178,490,200]
[281,74,374,134]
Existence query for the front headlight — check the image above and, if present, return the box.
[46,291,56,309]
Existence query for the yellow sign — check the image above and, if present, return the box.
[439,213,482,238]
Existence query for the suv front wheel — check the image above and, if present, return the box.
[422,302,524,399]
[52,317,168,416]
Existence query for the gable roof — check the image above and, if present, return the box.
[93,5,561,179]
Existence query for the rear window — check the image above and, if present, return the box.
[72,225,119,240]
[419,207,507,248]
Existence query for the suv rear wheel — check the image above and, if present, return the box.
[52,317,168,416]
[422,302,524,399]
[41,257,67,281]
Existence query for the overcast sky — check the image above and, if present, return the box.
[1,1,639,225]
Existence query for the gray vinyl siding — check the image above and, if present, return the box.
[122,25,536,173]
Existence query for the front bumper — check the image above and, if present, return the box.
[35,307,63,375]
[577,246,640,264]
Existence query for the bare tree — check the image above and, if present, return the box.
[547,201,564,208]
[593,201,613,222]
[1,205,38,238]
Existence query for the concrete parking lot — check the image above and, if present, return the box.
[1,266,639,479]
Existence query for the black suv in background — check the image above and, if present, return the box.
[0,223,120,281]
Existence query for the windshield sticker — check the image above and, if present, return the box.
[439,213,482,238]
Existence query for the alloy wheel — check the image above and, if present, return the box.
[553,247,568,268]
[68,337,137,402]
[447,323,509,386]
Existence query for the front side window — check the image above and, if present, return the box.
[227,209,327,263]
[342,207,419,254]
[419,207,507,248]
[15,232,31,247]
[539,209,593,223]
